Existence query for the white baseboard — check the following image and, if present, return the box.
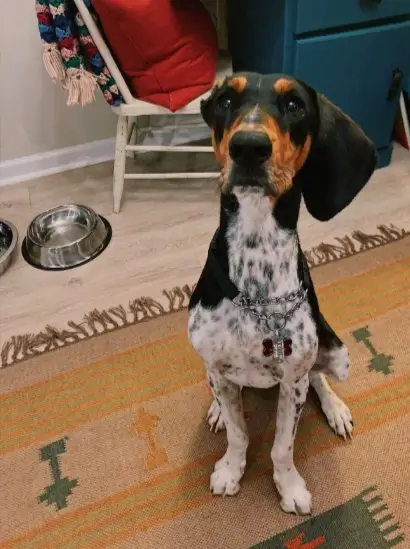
[0,138,116,188]
[0,123,211,188]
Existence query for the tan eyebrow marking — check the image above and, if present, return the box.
[274,78,293,93]
[228,76,247,93]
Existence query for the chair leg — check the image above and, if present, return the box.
[113,115,128,213]
[126,116,137,159]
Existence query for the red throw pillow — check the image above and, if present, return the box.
[92,0,219,111]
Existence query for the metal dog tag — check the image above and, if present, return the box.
[273,336,285,362]
[272,331,293,362]
[271,330,283,362]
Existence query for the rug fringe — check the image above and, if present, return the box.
[304,224,409,268]
[1,225,408,368]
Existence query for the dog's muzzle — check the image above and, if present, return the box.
[229,131,272,168]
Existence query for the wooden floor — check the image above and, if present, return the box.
[1,145,409,348]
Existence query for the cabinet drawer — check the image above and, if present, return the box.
[293,21,410,149]
[295,0,410,35]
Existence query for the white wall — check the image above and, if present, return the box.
[0,0,117,164]
[0,0,227,171]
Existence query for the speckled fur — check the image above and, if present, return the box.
[190,190,318,387]
[188,71,376,516]
[188,188,350,515]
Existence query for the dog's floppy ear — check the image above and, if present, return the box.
[200,78,226,128]
[200,93,215,128]
[300,92,377,222]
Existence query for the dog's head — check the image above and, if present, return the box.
[201,73,377,221]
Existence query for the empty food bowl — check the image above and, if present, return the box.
[21,204,112,270]
[0,219,18,276]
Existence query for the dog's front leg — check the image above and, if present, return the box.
[272,373,312,515]
[208,370,248,496]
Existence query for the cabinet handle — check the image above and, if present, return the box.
[387,68,403,102]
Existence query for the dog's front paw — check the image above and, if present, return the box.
[274,468,312,515]
[321,393,353,440]
[210,456,245,496]
[210,467,241,496]
[207,399,225,432]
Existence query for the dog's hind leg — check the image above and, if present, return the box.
[208,372,248,496]
[309,371,353,439]
[313,343,350,382]
[315,313,350,382]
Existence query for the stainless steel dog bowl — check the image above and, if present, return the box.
[0,219,18,276]
[21,205,112,270]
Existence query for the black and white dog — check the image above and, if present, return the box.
[188,73,377,515]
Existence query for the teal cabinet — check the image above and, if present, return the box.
[295,0,410,34]
[227,0,410,167]
[294,21,410,151]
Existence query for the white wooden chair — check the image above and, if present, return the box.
[73,0,231,213]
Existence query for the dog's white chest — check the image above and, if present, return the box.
[189,299,317,387]
[189,191,318,387]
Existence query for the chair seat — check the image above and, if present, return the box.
[112,55,233,117]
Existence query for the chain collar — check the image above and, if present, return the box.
[232,282,308,331]
[206,240,308,332]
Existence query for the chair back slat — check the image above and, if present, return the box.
[73,0,135,105]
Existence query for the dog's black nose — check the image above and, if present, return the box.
[229,131,272,166]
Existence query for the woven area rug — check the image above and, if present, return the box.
[1,225,410,549]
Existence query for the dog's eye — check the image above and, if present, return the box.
[217,95,232,110]
[286,100,299,113]
[285,97,305,116]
